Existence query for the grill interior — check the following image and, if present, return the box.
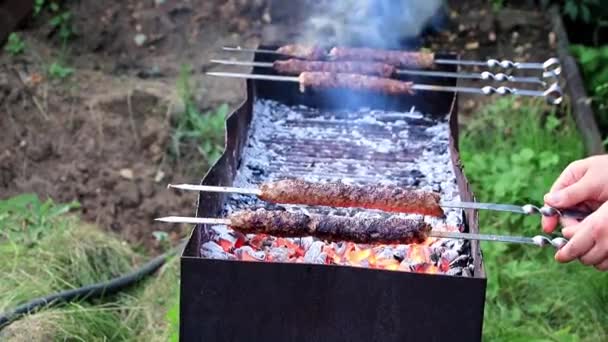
[179,46,486,342]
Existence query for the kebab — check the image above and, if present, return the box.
[168,179,590,221]
[206,70,564,104]
[222,45,562,76]
[211,58,546,85]
[156,209,569,248]
[157,208,431,245]
[170,179,444,217]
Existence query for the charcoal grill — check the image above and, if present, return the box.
[179,45,486,341]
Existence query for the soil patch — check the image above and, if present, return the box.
[0,0,268,252]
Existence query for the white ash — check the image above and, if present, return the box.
[202,242,236,260]
[304,241,328,264]
[201,99,472,276]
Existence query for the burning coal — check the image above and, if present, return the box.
[199,99,473,277]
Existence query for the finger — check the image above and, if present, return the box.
[542,210,580,233]
[595,259,608,271]
[550,159,588,192]
[544,176,595,209]
[542,215,559,233]
[548,160,587,193]
[560,216,581,227]
[561,225,582,239]
[579,243,607,265]
[555,222,595,263]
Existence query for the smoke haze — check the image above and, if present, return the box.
[297,0,445,49]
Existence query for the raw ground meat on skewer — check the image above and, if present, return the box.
[328,47,435,69]
[297,72,415,95]
[273,59,396,77]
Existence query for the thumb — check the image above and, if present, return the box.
[544,177,594,208]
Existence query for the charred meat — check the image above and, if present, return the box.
[229,209,432,245]
[259,179,444,217]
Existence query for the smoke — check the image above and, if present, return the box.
[297,0,445,49]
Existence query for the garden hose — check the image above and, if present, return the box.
[0,240,187,329]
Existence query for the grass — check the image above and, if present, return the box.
[0,194,180,341]
[570,44,608,139]
[4,33,26,56]
[460,97,608,341]
[170,64,228,166]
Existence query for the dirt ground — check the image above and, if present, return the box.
[0,0,556,252]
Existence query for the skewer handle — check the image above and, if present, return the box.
[435,57,561,75]
[521,204,590,221]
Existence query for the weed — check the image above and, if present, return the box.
[33,0,74,42]
[171,64,228,165]
[0,194,79,246]
[491,0,505,12]
[4,33,26,56]
[570,44,608,138]
[461,98,608,340]
[166,299,180,342]
[48,61,74,80]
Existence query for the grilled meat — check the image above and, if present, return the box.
[328,47,435,69]
[297,72,415,95]
[273,59,396,77]
[259,179,444,217]
[276,44,326,60]
[229,209,432,245]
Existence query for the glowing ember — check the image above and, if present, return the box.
[202,99,474,277]
[203,223,469,275]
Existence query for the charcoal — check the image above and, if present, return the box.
[304,241,327,264]
[202,242,236,260]
[446,267,463,276]
[203,99,472,276]
[449,254,470,267]
[268,247,291,262]
[440,249,460,264]
[393,246,409,261]
[234,246,266,261]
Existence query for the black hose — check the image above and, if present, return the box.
[0,241,186,329]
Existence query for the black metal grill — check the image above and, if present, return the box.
[180,45,486,342]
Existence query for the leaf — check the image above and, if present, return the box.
[47,202,79,219]
[564,1,579,20]
[580,5,591,23]
[0,193,39,212]
[519,148,535,162]
[152,231,169,241]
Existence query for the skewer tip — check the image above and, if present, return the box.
[155,216,178,223]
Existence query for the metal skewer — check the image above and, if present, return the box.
[154,216,567,249]
[221,46,562,76]
[168,183,261,195]
[205,71,564,105]
[168,184,587,219]
[210,59,546,85]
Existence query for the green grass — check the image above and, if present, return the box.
[4,33,26,56]
[171,64,228,166]
[0,194,180,341]
[460,98,608,341]
[570,44,608,137]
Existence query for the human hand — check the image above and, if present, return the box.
[541,155,608,270]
